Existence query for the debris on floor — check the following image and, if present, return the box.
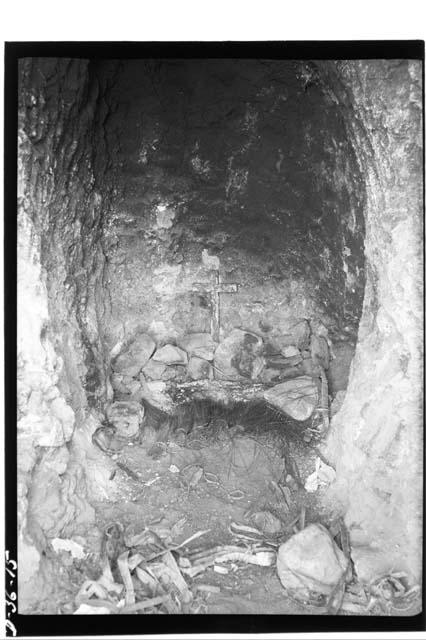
[57,381,421,617]
[304,457,336,493]
[51,538,86,560]
[71,521,275,614]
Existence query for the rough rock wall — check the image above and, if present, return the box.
[101,60,366,358]
[321,60,423,584]
[17,58,118,606]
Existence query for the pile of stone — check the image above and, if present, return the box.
[109,321,331,423]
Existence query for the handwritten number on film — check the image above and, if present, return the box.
[5,551,17,637]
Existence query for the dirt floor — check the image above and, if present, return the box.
[43,421,420,617]
[82,423,334,615]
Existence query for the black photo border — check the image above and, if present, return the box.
[4,39,425,637]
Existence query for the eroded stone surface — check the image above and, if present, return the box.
[321,60,423,584]
[17,58,116,608]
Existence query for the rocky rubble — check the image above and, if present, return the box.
[106,321,336,427]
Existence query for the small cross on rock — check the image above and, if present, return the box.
[192,269,239,341]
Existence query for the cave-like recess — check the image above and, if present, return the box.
[17,58,422,612]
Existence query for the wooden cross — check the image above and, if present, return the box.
[192,270,239,341]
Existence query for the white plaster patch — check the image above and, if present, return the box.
[51,538,86,559]
[201,249,220,271]
[153,264,182,295]
[155,205,175,229]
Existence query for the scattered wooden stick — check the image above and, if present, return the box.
[75,597,119,614]
[181,549,276,578]
[117,551,135,606]
[189,545,246,563]
[230,522,263,536]
[194,584,221,594]
[146,529,210,561]
[318,364,330,434]
[339,519,350,560]
[118,595,171,614]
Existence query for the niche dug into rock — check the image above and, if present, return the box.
[14,50,422,623]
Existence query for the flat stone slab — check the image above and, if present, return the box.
[264,376,319,421]
[112,333,156,377]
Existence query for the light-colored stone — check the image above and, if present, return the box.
[142,360,167,380]
[187,356,212,380]
[112,333,156,376]
[106,401,144,438]
[156,205,175,229]
[177,332,217,361]
[201,248,220,271]
[281,345,301,359]
[140,380,176,413]
[264,376,318,421]
[276,524,347,598]
[152,344,188,365]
